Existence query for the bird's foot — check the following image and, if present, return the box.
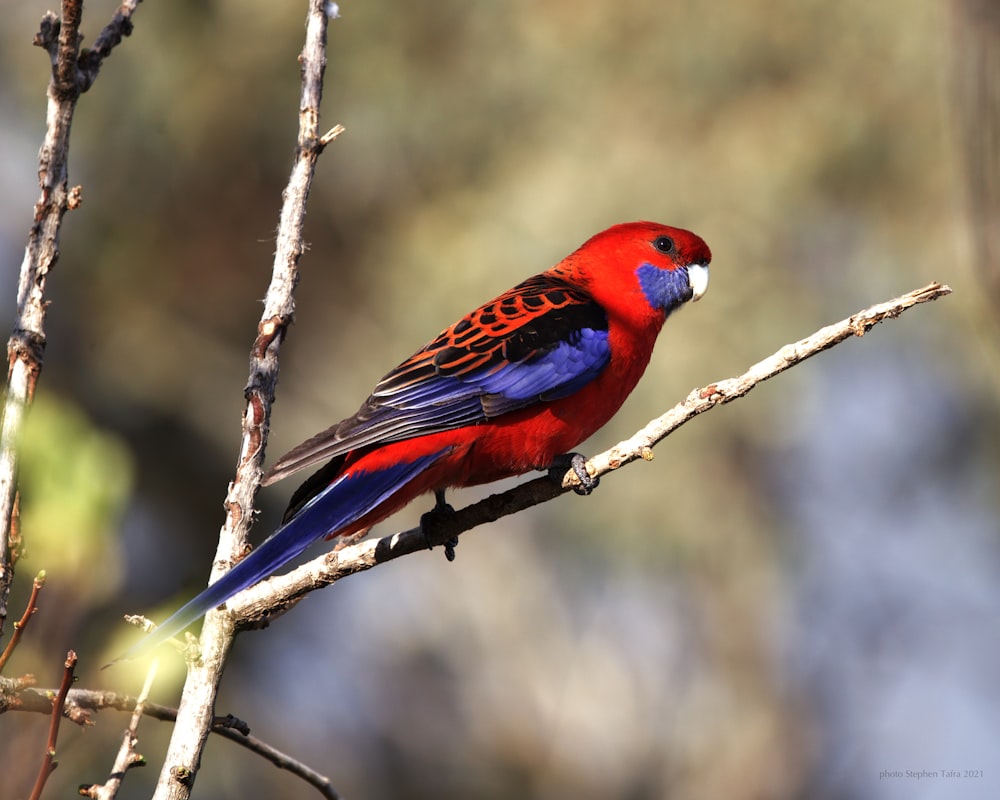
[420,489,460,562]
[548,452,599,495]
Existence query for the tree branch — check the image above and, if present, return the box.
[0,572,45,672]
[0,0,143,651]
[224,282,953,626]
[4,686,340,799]
[79,660,159,800]
[78,0,144,91]
[0,0,78,654]
[151,2,339,797]
[28,650,77,800]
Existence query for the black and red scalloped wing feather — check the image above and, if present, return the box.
[263,274,610,484]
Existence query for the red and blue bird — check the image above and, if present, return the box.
[127,221,710,656]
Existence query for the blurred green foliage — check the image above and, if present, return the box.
[17,394,132,602]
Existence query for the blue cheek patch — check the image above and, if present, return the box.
[636,263,692,313]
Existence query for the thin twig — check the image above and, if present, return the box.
[28,650,77,800]
[78,0,145,91]
[0,572,45,672]
[3,686,235,728]
[151,2,339,798]
[225,282,953,625]
[209,726,341,800]
[79,659,159,799]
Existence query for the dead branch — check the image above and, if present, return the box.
[5,685,339,799]
[79,660,159,800]
[150,2,341,798]
[0,0,143,653]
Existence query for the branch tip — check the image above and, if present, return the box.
[319,124,345,147]
[27,651,77,800]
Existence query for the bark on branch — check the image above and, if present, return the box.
[151,2,339,797]
[2,686,339,799]
[0,0,143,647]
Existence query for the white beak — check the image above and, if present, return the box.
[688,263,710,302]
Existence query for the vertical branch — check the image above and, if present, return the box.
[27,650,77,800]
[80,660,160,799]
[0,0,143,647]
[953,0,1000,309]
[0,0,85,644]
[151,2,339,797]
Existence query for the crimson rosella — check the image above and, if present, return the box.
[124,221,710,658]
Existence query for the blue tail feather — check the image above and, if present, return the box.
[116,448,449,661]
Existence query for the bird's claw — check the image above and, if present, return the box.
[420,489,460,561]
[548,452,599,495]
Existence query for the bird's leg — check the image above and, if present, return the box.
[420,489,460,562]
[548,452,599,495]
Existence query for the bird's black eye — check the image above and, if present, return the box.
[653,235,675,254]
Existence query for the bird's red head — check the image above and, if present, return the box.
[554,221,711,329]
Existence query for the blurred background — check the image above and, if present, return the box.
[1,0,998,798]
